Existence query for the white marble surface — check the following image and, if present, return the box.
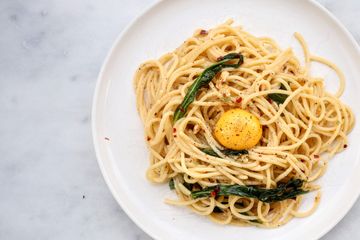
[0,0,359,239]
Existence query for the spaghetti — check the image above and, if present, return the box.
[133,19,354,227]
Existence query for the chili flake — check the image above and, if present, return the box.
[235,97,242,104]
[211,185,220,197]
[200,29,208,35]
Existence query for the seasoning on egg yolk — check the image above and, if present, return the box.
[214,109,262,150]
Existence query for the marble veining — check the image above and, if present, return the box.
[0,0,359,239]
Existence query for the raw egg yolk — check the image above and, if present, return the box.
[214,109,262,150]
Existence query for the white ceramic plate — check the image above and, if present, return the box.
[92,0,360,239]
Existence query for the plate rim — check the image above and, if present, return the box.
[92,0,360,239]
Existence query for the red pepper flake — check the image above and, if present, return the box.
[179,107,185,113]
[200,29,208,35]
[314,154,320,158]
[267,98,273,104]
[147,136,151,141]
[217,56,224,61]
[235,97,242,104]
[344,144,348,148]
[173,128,177,133]
[104,137,110,141]
[174,135,177,138]
[210,185,220,197]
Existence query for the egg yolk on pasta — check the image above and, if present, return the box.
[214,109,262,150]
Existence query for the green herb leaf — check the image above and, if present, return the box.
[173,53,244,122]
[191,179,308,203]
[268,83,288,104]
[201,148,248,157]
[169,179,175,190]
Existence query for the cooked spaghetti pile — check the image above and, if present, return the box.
[134,19,354,227]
